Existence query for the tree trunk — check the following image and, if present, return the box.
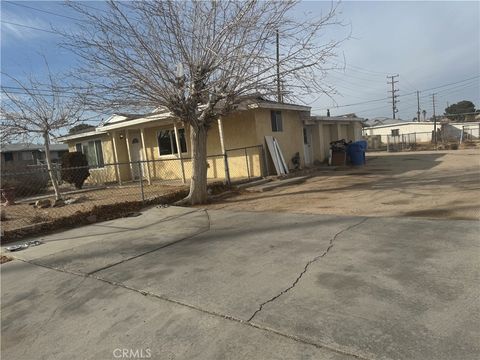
[43,131,62,201]
[184,124,209,205]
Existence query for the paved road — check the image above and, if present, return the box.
[2,206,479,359]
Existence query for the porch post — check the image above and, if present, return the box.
[173,122,186,184]
[140,128,151,185]
[217,116,231,184]
[124,129,133,180]
[125,129,132,162]
[317,123,326,162]
[111,131,122,185]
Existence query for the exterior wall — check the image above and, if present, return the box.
[222,111,262,178]
[254,108,305,171]
[1,151,37,171]
[364,122,434,143]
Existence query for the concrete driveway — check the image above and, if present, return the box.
[2,206,479,360]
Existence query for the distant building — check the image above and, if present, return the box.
[0,143,69,171]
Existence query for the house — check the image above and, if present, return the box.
[58,99,363,185]
[0,143,69,172]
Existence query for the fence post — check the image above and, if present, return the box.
[138,161,145,204]
[244,148,251,180]
[261,145,269,177]
[223,153,231,185]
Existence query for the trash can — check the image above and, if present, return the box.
[357,140,367,152]
[348,142,365,166]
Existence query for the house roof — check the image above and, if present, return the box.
[1,143,68,152]
[58,98,311,142]
[57,130,108,142]
[365,121,434,130]
[305,115,365,124]
[363,117,410,127]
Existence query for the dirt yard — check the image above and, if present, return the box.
[1,183,185,232]
[207,149,480,220]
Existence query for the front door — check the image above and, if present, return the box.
[303,126,313,166]
[130,138,143,179]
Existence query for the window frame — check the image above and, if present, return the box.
[75,139,105,168]
[156,128,188,158]
[391,129,400,137]
[271,110,283,132]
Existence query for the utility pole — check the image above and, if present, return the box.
[432,93,437,149]
[387,74,399,119]
[276,29,282,103]
[416,90,420,122]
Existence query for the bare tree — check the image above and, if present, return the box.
[64,0,347,204]
[1,62,85,200]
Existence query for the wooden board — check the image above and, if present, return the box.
[273,138,289,174]
[265,136,289,175]
[265,136,282,175]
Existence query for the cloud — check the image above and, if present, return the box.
[1,9,52,42]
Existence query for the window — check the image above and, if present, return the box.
[19,151,34,161]
[157,129,187,156]
[271,110,283,132]
[391,129,400,136]
[77,139,104,167]
[3,152,13,161]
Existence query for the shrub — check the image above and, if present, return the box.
[61,152,90,189]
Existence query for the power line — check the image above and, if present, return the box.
[4,1,84,22]
[314,75,479,111]
[0,20,57,34]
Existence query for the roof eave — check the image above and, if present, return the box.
[248,102,311,112]
[57,130,108,142]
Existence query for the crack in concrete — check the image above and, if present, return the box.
[15,256,370,360]
[9,211,372,360]
[247,217,369,322]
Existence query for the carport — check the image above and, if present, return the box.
[304,115,364,163]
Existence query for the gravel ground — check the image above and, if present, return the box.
[206,149,480,220]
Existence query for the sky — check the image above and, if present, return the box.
[1,0,479,122]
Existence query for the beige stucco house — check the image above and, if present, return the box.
[58,99,363,184]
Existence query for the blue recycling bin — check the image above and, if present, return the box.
[348,142,366,166]
[357,140,367,152]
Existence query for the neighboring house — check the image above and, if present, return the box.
[0,143,69,172]
[363,121,480,143]
[58,98,362,184]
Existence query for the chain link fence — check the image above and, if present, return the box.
[1,145,266,238]
[366,126,480,152]
[226,145,266,181]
